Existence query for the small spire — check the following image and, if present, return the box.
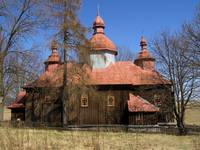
[140,36,147,51]
[93,9,105,34]
[51,40,58,53]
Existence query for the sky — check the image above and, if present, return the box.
[79,0,199,53]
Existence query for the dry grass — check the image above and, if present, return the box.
[0,127,199,150]
[185,103,200,125]
[0,102,199,149]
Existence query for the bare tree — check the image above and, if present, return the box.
[152,32,199,135]
[0,0,6,16]
[5,50,42,97]
[181,4,200,77]
[0,0,45,121]
[0,0,44,102]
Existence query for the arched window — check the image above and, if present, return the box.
[44,95,51,103]
[107,96,115,107]
[154,94,161,107]
[81,94,88,107]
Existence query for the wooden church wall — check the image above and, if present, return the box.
[25,89,62,126]
[128,112,158,125]
[132,85,174,123]
[25,92,36,125]
[23,84,174,126]
[75,89,129,125]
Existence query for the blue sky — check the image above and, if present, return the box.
[79,0,199,53]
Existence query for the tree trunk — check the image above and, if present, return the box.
[0,53,4,98]
[0,52,4,121]
[62,0,68,127]
[62,69,68,127]
[176,116,187,135]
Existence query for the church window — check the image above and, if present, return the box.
[107,96,115,107]
[81,94,88,107]
[154,94,161,107]
[44,95,51,103]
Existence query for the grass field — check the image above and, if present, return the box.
[185,103,200,126]
[0,127,199,150]
[0,103,199,150]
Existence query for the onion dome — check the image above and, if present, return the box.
[93,15,105,29]
[90,14,117,55]
[44,40,61,65]
[135,36,155,60]
[134,36,155,70]
[44,40,62,72]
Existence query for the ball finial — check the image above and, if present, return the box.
[51,40,57,50]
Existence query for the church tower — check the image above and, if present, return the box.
[134,36,155,71]
[44,40,62,72]
[90,13,117,69]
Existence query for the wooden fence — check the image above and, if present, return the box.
[0,121,200,135]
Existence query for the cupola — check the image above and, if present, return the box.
[134,36,155,70]
[93,15,105,34]
[91,15,117,53]
[90,13,117,69]
[44,40,62,72]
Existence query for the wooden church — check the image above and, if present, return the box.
[8,14,174,126]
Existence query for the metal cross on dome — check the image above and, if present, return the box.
[97,4,100,16]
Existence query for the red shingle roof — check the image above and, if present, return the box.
[127,93,159,112]
[7,91,26,109]
[24,63,86,88]
[90,33,117,53]
[89,61,170,85]
[24,61,170,88]
[134,36,155,61]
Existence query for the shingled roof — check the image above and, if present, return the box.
[24,61,170,88]
[90,61,170,85]
[90,14,117,54]
[127,93,159,112]
[7,91,26,109]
